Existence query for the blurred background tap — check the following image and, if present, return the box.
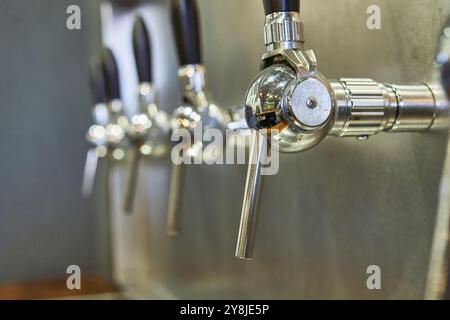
[82,47,129,201]
[100,47,129,161]
[82,59,110,198]
[123,15,170,214]
[166,0,228,237]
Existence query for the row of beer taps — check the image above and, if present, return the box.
[82,0,450,294]
[82,0,231,235]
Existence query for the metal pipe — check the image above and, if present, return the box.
[330,79,449,138]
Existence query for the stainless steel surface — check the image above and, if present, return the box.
[387,84,437,132]
[426,138,450,299]
[106,0,450,299]
[235,131,267,260]
[425,18,450,300]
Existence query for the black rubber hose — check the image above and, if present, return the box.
[132,15,152,83]
[263,0,300,15]
[171,0,202,66]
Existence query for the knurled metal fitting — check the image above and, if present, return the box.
[264,11,304,52]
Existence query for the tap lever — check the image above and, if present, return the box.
[132,15,153,84]
[82,61,109,198]
[82,148,100,198]
[263,0,300,15]
[171,0,202,65]
[167,162,186,236]
[124,145,141,213]
[236,130,267,259]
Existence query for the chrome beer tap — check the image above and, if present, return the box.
[100,47,128,162]
[235,0,450,259]
[82,60,110,198]
[167,0,228,236]
[82,48,128,198]
[123,16,170,213]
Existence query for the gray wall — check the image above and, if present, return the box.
[0,0,103,283]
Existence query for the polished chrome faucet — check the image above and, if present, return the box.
[236,0,450,259]
[166,0,228,236]
[82,60,110,198]
[82,48,128,198]
[123,16,170,213]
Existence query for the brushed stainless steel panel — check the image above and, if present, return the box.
[108,0,450,299]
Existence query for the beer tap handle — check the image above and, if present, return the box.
[132,15,152,84]
[263,0,300,15]
[101,47,121,102]
[82,61,108,198]
[171,0,202,66]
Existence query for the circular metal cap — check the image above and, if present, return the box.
[284,77,332,129]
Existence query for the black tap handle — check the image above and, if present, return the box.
[88,60,107,105]
[132,16,152,83]
[101,47,121,101]
[171,0,202,66]
[263,0,300,15]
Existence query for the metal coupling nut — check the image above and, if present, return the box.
[264,11,303,52]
